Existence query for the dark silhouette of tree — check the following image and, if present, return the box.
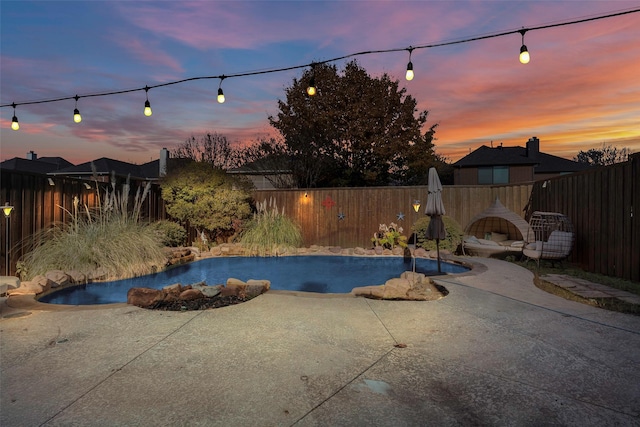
[268,60,439,187]
[171,132,239,170]
[573,143,631,166]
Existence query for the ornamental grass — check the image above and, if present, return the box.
[17,172,166,281]
[239,198,302,256]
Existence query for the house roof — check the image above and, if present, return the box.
[50,157,161,180]
[0,157,74,174]
[452,144,590,173]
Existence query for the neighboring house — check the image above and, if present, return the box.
[228,157,295,189]
[452,136,591,185]
[48,148,169,183]
[0,151,74,174]
[1,149,169,183]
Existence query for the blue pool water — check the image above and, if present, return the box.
[39,255,469,305]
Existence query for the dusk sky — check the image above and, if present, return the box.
[1,1,639,165]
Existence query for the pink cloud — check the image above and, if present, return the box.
[111,35,184,76]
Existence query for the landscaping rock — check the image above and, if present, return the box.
[89,267,109,281]
[127,287,164,308]
[45,270,70,288]
[162,283,183,296]
[392,247,404,256]
[66,270,87,284]
[179,288,203,301]
[29,275,52,293]
[192,283,222,298]
[414,248,428,258]
[351,271,446,301]
[7,280,44,295]
[245,280,270,298]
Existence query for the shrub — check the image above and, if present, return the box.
[150,220,187,247]
[18,175,166,281]
[411,216,463,252]
[240,198,302,256]
[160,162,252,245]
[371,223,408,249]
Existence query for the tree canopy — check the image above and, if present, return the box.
[573,143,631,166]
[160,162,252,244]
[267,60,441,187]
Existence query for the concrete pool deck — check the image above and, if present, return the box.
[1,257,639,426]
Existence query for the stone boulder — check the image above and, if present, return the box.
[66,270,88,284]
[351,271,445,301]
[179,288,203,301]
[222,278,270,298]
[127,287,165,308]
[45,270,70,288]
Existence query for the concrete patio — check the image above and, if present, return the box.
[1,257,639,426]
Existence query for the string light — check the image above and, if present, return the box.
[144,86,152,116]
[306,65,316,96]
[73,95,82,123]
[11,103,19,131]
[405,47,414,81]
[2,7,638,129]
[519,29,530,64]
[217,76,226,103]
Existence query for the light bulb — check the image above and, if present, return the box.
[73,108,82,123]
[406,61,414,81]
[519,45,530,64]
[217,88,225,103]
[144,100,152,116]
[306,75,316,96]
[11,115,19,131]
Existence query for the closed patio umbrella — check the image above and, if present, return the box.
[425,168,446,273]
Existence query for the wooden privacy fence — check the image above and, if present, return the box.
[1,169,166,276]
[253,184,533,249]
[526,153,639,282]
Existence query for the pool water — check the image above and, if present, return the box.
[39,255,469,305]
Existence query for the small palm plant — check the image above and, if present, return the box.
[240,198,303,256]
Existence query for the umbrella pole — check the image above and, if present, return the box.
[436,238,441,273]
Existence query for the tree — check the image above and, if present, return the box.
[573,143,631,166]
[160,162,252,245]
[268,60,439,187]
[171,132,239,170]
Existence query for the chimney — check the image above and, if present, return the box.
[27,150,37,160]
[526,137,540,161]
[159,148,169,177]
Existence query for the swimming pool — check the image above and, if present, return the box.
[39,255,469,305]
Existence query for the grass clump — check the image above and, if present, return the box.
[18,173,166,281]
[239,198,302,256]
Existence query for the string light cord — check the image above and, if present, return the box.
[2,7,638,109]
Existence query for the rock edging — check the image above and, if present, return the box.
[127,278,270,310]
